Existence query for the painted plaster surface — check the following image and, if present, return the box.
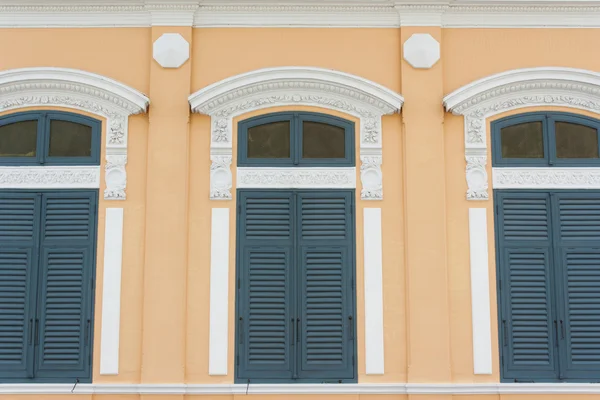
[2,21,600,400]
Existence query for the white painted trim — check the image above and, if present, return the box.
[188,67,403,201]
[443,67,600,200]
[0,67,149,200]
[208,208,230,376]
[0,166,100,189]
[363,208,385,375]
[99,208,124,375]
[468,208,492,375]
[5,1,600,28]
[237,167,356,189]
[493,167,600,189]
[6,383,600,395]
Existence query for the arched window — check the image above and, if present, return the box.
[0,111,101,166]
[492,112,600,167]
[238,112,354,167]
[493,112,600,383]
[234,112,357,384]
[0,110,100,383]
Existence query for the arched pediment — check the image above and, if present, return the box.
[0,67,149,199]
[443,67,600,200]
[188,67,404,200]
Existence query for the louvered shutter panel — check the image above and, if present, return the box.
[496,192,559,381]
[237,191,294,381]
[296,191,354,381]
[34,192,96,380]
[0,193,40,379]
[553,193,600,380]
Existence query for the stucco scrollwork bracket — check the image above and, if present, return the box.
[0,68,149,200]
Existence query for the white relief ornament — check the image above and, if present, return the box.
[104,155,127,200]
[466,156,488,200]
[360,156,383,200]
[210,155,233,200]
[212,119,229,143]
[493,168,600,188]
[0,167,99,187]
[466,116,484,144]
[237,168,355,188]
[108,118,125,145]
[363,118,379,144]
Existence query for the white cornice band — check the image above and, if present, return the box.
[0,67,149,200]
[443,67,600,200]
[5,383,600,395]
[189,66,403,200]
[4,1,600,28]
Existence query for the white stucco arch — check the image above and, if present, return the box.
[0,67,149,199]
[188,66,404,200]
[443,67,600,200]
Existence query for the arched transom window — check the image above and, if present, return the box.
[238,112,354,167]
[493,112,600,167]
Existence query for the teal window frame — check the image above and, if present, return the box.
[0,111,101,166]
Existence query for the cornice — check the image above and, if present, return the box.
[189,67,403,117]
[443,67,600,116]
[0,68,149,115]
[3,1,600,28]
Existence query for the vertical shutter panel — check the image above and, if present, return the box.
[237,192,294,381]
[297,191,354,381]
[0,194,39,379]
[496,192,559,381]
[554,193,600,380]
[34,192,96,380]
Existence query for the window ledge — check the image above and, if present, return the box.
[3,383,600,395]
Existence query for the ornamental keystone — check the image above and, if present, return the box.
[403,33,440,69]
[153,33,190,69]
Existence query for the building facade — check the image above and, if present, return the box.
[1,0,600,398]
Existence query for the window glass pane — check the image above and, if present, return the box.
[555,121,599,159]
[247,121,291,159]
[0,120,37,157]
[500,121,544,159]
[48,120,92,157]
[302,121,345,159]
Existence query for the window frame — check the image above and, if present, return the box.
[0,111,101,166]
[492,112,600,167]
[237,112,355,167]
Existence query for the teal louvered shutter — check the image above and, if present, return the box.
[0,193,40,379]
[237,191,294,381]
[34,192,96,381]
[296,191,355,381]
[553,193,600,380]
[495,192,559,381]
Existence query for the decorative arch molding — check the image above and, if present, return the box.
[188,67,404,200]
[443,67,600,200]
[0,67,149,200]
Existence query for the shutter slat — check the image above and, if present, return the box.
[500,196,550,242]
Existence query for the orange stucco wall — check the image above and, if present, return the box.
[0,25,600,400]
